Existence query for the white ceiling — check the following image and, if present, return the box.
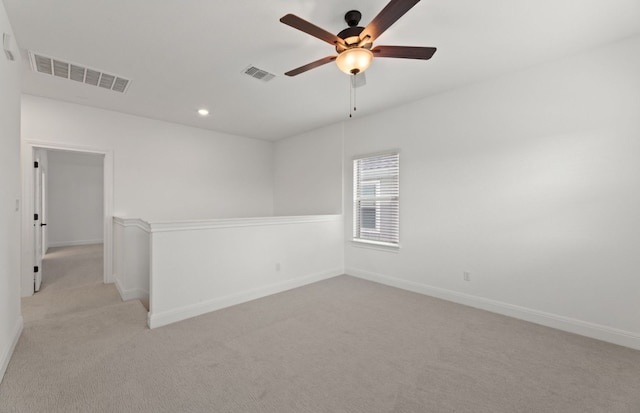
[4,0,640,141]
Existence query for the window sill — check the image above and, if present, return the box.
[351,239,400,253]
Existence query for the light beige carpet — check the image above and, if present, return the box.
[39,244,104,292]
[21,244,111,324]
[2,247,640,412]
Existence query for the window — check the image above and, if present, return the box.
[353,152,399,246]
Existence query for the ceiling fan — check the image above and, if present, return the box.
[280,0,437,77]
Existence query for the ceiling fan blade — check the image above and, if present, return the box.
[285,55,337,77]
[360,0,421,42]
[372,45,436,60]
[280,14,345,47]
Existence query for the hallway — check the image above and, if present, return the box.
[22,244,122,323]
[0,244,148,412]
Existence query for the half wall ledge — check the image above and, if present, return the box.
[113,215,345,329]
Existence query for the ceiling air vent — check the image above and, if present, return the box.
[242,65,275,82]
[28,51,131,93]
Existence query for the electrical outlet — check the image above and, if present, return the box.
[463,271,471,282]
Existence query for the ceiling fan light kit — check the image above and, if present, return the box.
[336,48,373,75]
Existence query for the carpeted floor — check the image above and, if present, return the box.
[21,244,111,324]
[1,245,640,412]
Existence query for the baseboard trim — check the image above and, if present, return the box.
[0,316,23,384]
[48,239,103,248]
[148,268,344,329]
[347,268,640,351]
[114,277,148,302]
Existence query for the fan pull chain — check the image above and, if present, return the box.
[349,73,357,118]
[349,75,353,118]
[353,73,357,113]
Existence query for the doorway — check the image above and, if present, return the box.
[35,149,105,292]
[21,141,114,297]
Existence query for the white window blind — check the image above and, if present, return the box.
[353,152,399,246]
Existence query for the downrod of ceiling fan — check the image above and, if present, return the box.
[344,10,362,27]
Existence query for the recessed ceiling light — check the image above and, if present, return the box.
[198,108,209,116]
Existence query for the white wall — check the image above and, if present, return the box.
[113,218,150,302]
[148,215,344,328]
[21,96,275,221]
[21,96,276,295]
[274,123,343,216]
[0,2,23,382]
[341,35,640,348]
[47,150,104,247]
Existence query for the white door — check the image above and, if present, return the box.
[34,158,43,291]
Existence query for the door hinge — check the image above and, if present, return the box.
[34,161,39,168]
[34,213,39,221]
[34,266,39,273]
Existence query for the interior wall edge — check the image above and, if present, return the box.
[0,316,23,384]
[346,267,640,351]
[148,268,344,329]
[114,277,148,302]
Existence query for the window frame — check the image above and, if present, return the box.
[352,151,400,249]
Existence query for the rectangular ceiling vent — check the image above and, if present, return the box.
[242,65,275,82]
[28,51,131,93]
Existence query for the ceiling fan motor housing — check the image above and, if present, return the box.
[336,10,370,53]
[336,26,368,52]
